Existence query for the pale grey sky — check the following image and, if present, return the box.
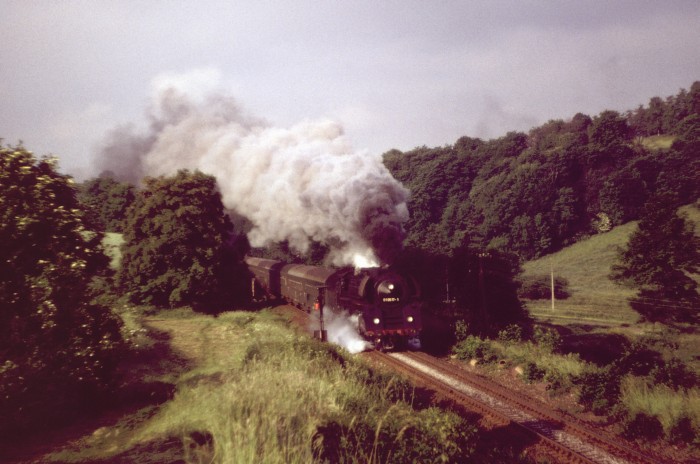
[2,0,699,179]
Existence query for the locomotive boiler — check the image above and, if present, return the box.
[245,257,422,350]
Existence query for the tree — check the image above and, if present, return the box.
[0,145,122,430]
[611,194,700,323]
[77,173,135,232]
[118,170,244,310]
[588,110,630,148]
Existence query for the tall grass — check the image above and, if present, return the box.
[49,310,476,463]
[621,376,700,437]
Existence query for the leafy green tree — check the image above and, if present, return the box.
[0,145,122,430]
[118,170,244,310]
[77,173,135,232]
[611,195,700,322]
[588,110,630,148]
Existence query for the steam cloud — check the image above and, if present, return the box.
[310,308,371,354]
[95,70,409,266]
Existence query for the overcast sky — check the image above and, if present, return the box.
[2,1,699,179]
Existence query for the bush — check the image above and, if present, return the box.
[454,319,469,343]
[533,326,562,353]
[667,415,697,444]
[544,370,569,393]
[497,324,523,344]
[615,340,662,376]
[648,358,698,391]
[575,366,622,415]
[522,362,546,383]
[622,412,664,440]
[452,336,497,363]
[0,146,123,433]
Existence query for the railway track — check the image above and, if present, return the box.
[284,304,663,463]
[363,350,663,464]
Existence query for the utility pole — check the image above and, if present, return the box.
[550,260,555,311]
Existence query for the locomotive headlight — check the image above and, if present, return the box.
[388,284,394,290]
[406,316,414,323]
[373,317,381,325]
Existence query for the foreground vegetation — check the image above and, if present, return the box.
[42,308,478,463]
[452,323,700,450]
[509,205,700,451]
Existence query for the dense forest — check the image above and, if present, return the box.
[384,82,700,261]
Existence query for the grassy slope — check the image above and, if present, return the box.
[640,134,675,151]
[522,222,640,325]
[522,203,700,325]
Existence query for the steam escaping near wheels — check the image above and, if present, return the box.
[309,308,372,354]
[95,68,409,267]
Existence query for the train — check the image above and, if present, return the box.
[245,257,422,350]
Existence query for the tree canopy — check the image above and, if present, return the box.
[611,195,700,323]
[383,81,700,262]
[0,145,122,428]
[118,170,247,310]
[77,173,135,232]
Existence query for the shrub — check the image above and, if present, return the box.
[622,412,664,440]
[452,336,497,363]
[518,274,570,300]
[454,319,469,342]
[544,370,569,393]
[667,415,697,444]
[533,326,562,353]
[0,146,123,433]
[497,324,523,344]
[615,340,661,376]
[648,358,698,391]
[522,362,546,383]
[575,366,622,415]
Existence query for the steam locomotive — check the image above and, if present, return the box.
[245,257,422,350]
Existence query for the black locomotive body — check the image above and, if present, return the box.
[245,257,422,350]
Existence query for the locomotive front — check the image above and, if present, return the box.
[344,268,422,350]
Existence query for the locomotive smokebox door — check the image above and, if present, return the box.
[313,287,328,341]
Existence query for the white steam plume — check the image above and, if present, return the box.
[95,69,409,266]
[310,308,371,354]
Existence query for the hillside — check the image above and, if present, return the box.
[521,203,700,326]
[383,82,700,262]
[521,222,639,325]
